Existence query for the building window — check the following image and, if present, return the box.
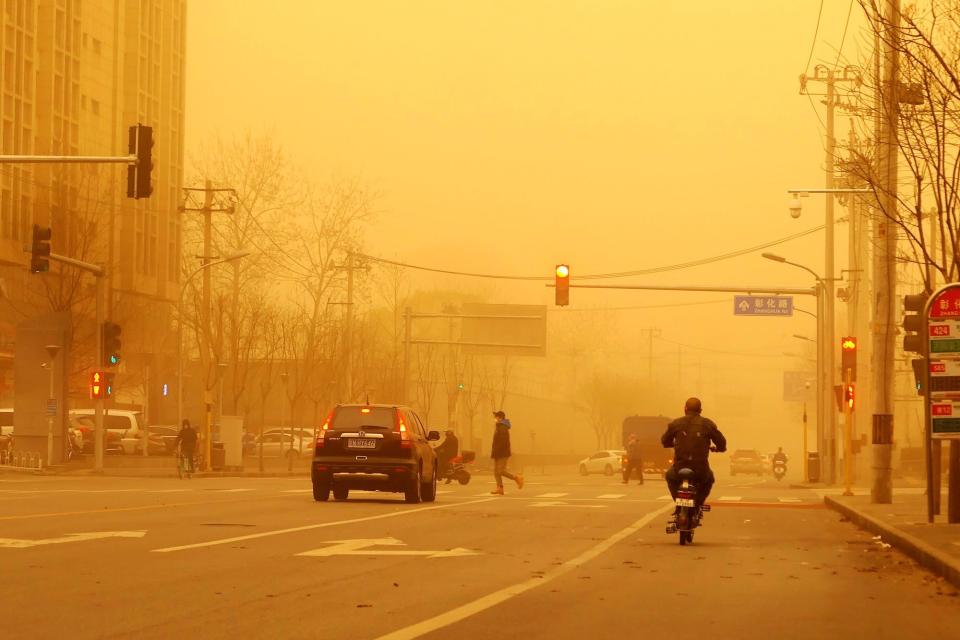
[90,99,100,115]
[92,38,101,55]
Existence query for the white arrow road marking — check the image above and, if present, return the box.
[0,531,146,549]
[596,494,625,499]
[536,492,568,498]
[530,501,606,509]
[297,537,479,559]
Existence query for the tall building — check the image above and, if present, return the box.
[0,0,186,405]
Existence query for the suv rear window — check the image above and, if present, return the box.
[331,407,395,430]
[733,450,760,459]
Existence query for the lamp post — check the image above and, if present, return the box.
[280,370,291,472]
[176,251,250,470]
[764,252,829,483]
[43,344,61,467]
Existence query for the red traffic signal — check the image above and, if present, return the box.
[555,264,570,306]
[843,383,855,410]
[90,371,106,399]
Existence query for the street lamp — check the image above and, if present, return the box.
[764,252,829,483]
[176,250,250,470]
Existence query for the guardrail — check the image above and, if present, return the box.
[0,450,43,471]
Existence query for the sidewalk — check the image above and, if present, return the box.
[824,492,960,589]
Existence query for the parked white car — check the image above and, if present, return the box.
[255,432,313,459]
[578,450,626,476]
[69,409,144,455]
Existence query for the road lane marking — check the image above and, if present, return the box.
[656,495,672,500]
[297,537,480,559]
[374,502,674,640]
[536,492,568,498]
[596,494,625,499]
[151,498,497,553]
[778,497,802,503]
[718,496,742,501]
[0,496,279,522]
[0,530,146,549]
[530,501,606,509]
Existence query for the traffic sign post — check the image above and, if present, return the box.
[922,283,960,523]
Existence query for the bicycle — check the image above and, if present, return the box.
[177,448,197,479]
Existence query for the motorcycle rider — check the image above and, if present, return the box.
[434,429,460,483]
[662,397,727,508]
[772,447,788,465]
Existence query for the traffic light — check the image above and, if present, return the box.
[902,292,929,354]
[30,224,51,273]
[840,336,857,381]
[844,383,855,410]
[126,124,154,199]
[555,264,570,306]
[101,321,122,366]
[911,358,927,396]
[90,371,106,399]
[104,372,115,397]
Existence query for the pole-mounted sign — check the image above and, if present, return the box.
[926,285,960,439]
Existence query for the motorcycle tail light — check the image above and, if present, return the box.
[678,491,694,499]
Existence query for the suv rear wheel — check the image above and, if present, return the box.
[333,486,349,501]
[404,466,422,504]
[313,482,330,502]
[421,463,437,502]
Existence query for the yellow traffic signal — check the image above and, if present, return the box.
[841,336,857,381]
[844,383,855,410]
[555,264,570,306]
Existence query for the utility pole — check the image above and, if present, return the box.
[800,64,861,484]
[639,327,661,380]
[871,0,900,504]
[181,181,235,471]
[333,253,369,403]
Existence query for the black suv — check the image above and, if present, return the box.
[312,404,440,503]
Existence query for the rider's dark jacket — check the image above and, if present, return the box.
[661,413,727,470]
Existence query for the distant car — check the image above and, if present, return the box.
[70,409,144,454]
[143,425,180,455]
[312,403,440,503]
[256,432,314,459]
[730,449,764,476]
[578,450,625,476]
[70,416,123,455]
[261,427,315,454]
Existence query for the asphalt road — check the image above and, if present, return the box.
[1,469,958,640]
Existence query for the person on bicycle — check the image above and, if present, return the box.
[176,419,198,474]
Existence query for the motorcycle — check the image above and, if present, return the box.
[440,451,475,485]
[773,459,787,482]
[665,467,710,545]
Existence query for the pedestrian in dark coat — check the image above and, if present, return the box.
[490,410,523,494]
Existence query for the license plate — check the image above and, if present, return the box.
[347,438,377,449]
[676,498,695,507]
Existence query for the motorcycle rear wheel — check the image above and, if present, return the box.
[679,530,693,545]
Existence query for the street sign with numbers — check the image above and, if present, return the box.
[926,285,960,439]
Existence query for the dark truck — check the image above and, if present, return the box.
[621,415,673,478]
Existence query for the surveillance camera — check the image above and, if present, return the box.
[789,195,802,219]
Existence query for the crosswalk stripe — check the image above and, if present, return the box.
[596,494,626,499]
[536,492,568,498]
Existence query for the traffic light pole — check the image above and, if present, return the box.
[0,154,135,164]
[46,253,106,472]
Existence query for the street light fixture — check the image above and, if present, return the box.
[176,250,251,468]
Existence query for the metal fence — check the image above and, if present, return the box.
[0,450,43,471]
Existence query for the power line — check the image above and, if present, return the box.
[359,225,825,282]
[804,0,825,74]
[833,0,855,69]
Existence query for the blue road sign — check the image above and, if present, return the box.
[734,295,793,317]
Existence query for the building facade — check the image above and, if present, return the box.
[0,0,186,407]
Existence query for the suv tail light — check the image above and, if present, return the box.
[316,410,334,450]
[394,412,412,449]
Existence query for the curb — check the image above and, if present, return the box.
[824,496,960,589]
